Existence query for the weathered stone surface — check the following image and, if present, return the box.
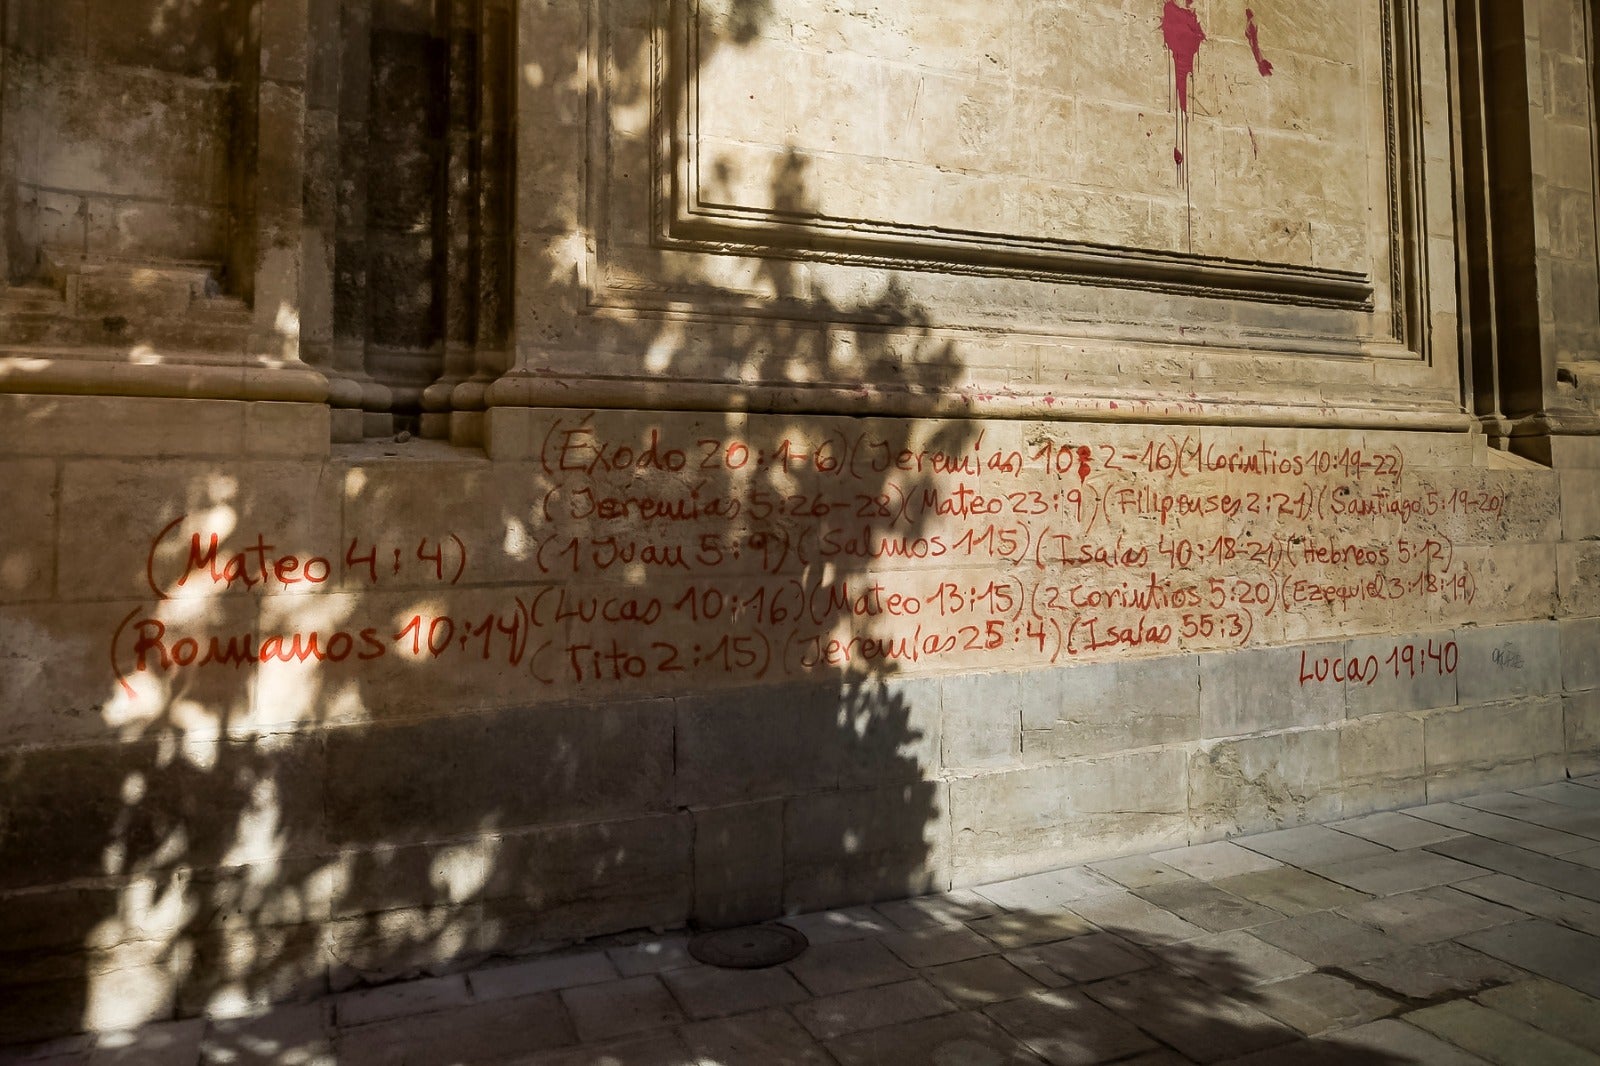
[951,750,1188,883]
[1340,712,1429,814]
[783,781,950,911]
[693,799,784,928]
[1021,656,1200,760]
[829,1010,1046,1066]
[1189,730,1343,838]
[1570,690,1600,774]
[1406,1000,1599,1066]
[1199,646,1345,739]
[1251,972,1397,1035]
[792,979,954,1041]
[1454,622,1563,704]
[1458,920,1600,998]
[323,701,675,846]
[680,1009,836,1066]
[1476,979,1600,1054]
[1424,699,1567,800]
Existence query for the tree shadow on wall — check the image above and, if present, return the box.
[0,0,996,1048]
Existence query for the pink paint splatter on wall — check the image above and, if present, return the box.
[1161,0,1206,116]
[1161,0,1205,244]
[1245,8,1274,77]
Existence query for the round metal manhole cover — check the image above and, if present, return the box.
[688,923,808,969]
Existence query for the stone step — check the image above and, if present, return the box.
[41,248,226,318]
[0,283,67,312]
[0,312,251,354]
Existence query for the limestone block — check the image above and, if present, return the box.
[32,63,230,204]
[783,781,950,912]
[1342,631,1458,716]
[84,198,230,262]
[1560,469,1600,540]
[693,800,784,928]
[1424,698,1566,801]
[0,731,325,891]
[259,0,311,84]
[322,699,675,847]
[1189,729,1343,840]
[1021,655,1201,761]
[56,459,342,602]
[0,460,55,602]
[335,455,543,589]
[837,676,943,788]
[0,395,252,460]
[320,902,488,991]
[87,0,226,77]
[322,836,499,922]
[1562,617,1600,691]
[1,597,261,749]
[480,813,693,945]
[5,0,88,59]
[1456,543,1560,626]
[246,403,331,459]
[675,683,847,806]
[1454,621,1562,704]
[196,852,342,931]
[1560,542,1600,617]
[1568,690,1600,775]
[1550,436,1600,469]
[949,750,1189,884]
[178,923,327,1020]
[1340,713,1427,815]
[942,671,1021,770]
[1200,645,1345,739]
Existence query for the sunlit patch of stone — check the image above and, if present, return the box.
[502,517,533,560]
[430,839,498,902]
[219,771,286,868]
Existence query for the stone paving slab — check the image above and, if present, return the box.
[1568,846,1600,870]
[784,937,913,996]
[1312,849,1489,896]
[10,785,1600,1066]
[1248,972,1397,1036]
[1026,932,1155,984]
[1460,793,1600,840]
[986,988,1158,1066]
[678,1009,833,1066]
[828,1010,1046,1066]
[1081,971,1297,1064]
[1520,782,1600,809]
[1150,842,1284,881]
[560,976,683,1043]
[1336,886,1524,944]
[1410,803,1597,856]
[1405,1000,1600,1066]
[1233,825,1394,870]
[1129,881,1282,934]
[1149,931,1312,990]
[659,964,810,1020]
[1453,873,1600,936]
[1475,979,1600,1054]
[923,955,1047,1007]
[1342,941,1525,1001]
[1458,920,1600,998]
[1212,867,1372,918]
[791,979,953,1041]
[1428,837,1600,902]
[1331,811,1469,849]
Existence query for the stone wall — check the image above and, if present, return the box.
[2,0,1599,1045]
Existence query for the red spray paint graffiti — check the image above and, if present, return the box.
[1161,0,1205,244]
[1245,9,1274,77]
